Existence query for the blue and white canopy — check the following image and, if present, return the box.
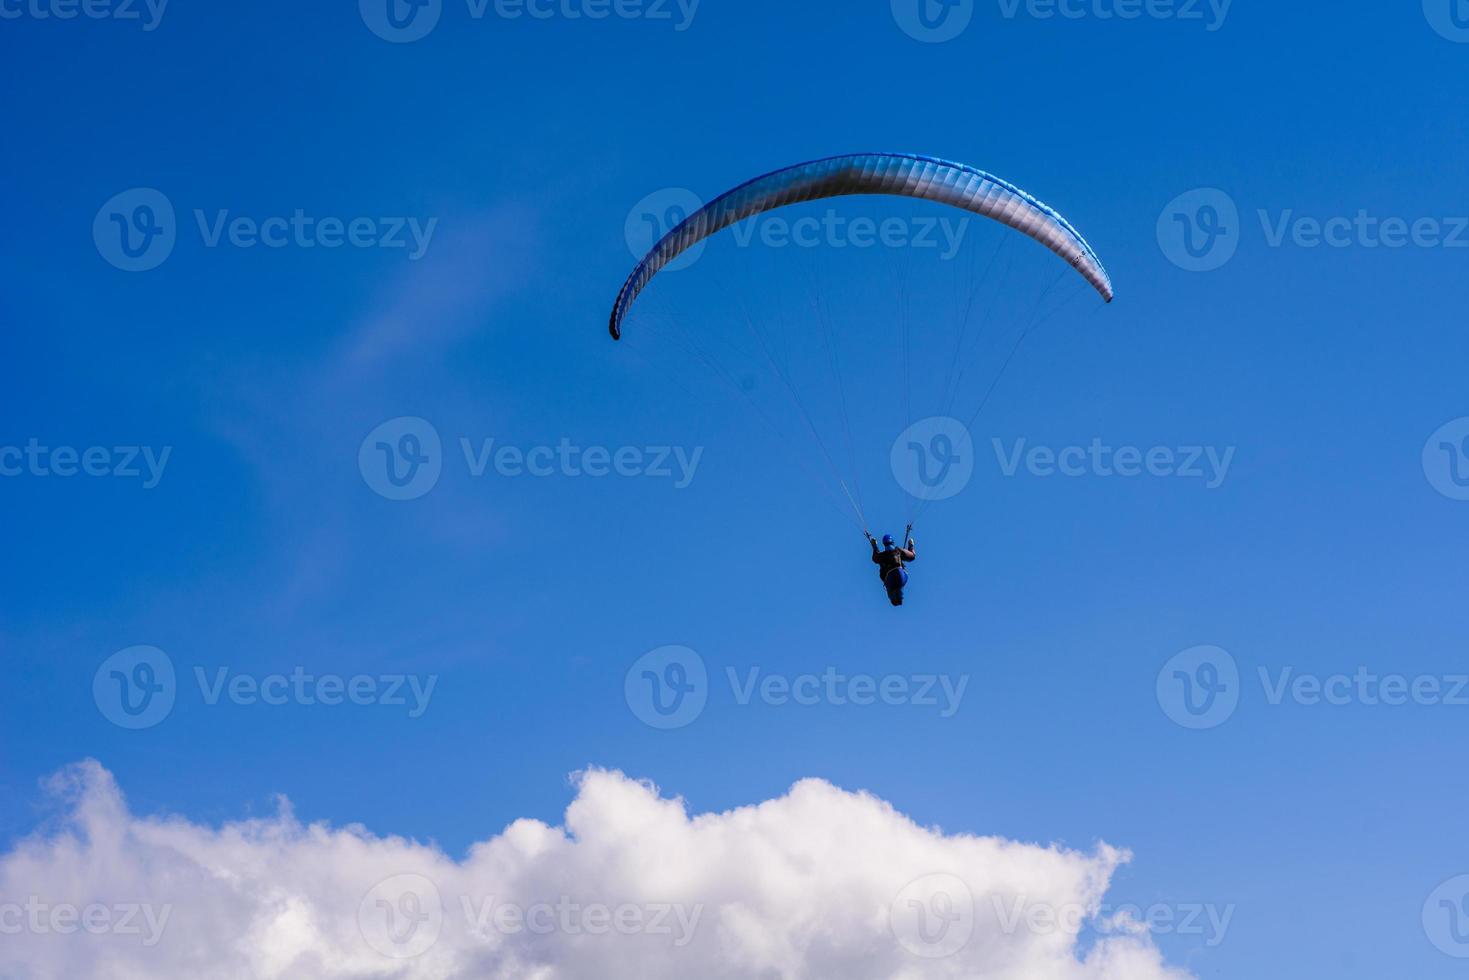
[610,152,1114,339]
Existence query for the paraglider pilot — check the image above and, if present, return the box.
[866,527,916,606]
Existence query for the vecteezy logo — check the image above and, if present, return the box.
[359,417,442,501]
[93,189,177,272]
[1424,0,1469,41]
[360,0,442,42]
[93,645,177,730]
[624,645,708,729]
[1157,645,1240,729]
[1157,189,1240,272]
[1424,874,1469,957]
[891,0,974,42]
[1422,417,1469,501]
[890,873,975,958]
[891,417,974,501]
[624,188,705,273]
[358,874,443,959]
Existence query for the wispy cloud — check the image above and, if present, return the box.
[335,202,540,382]
[191,204,542,621]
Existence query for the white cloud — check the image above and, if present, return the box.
[0,761,1193,980]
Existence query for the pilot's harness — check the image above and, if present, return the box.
[873,524,915,582]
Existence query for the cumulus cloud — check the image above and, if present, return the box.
[0,762,1192,980]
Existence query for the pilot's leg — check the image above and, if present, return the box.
[884,568,908,606]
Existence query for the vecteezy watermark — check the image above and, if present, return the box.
[94,189,438,272]
[893,0,1230,40]
[1257,210,1469,250]
[624,190,972,270]
[1423,417,1469,501]
[725,210,970,260]
[93,189,177,272]
[93,645,178,730]
[193,210,437,257]
[359,0,444,42]
[1258,667,1469,709]
[893,420,1234,499]
[1424,874,1469,957]
[359,874,444,960]
[1159,188,1469,272]
[359,0,699,42]
[726,666,968,717]
[1156,189,1240,272]
[357,873,702,961]
[461,438,702,488]
[890,873,975,958]
[1424,0,1469,42]
[462,896,703,946]
[0,898,172,947]
[623,646,969,730]
[997,0,1232,29]
[358,417,704,501]
[359,417,443,501]
[1158,645,1469,730]
[992,896,1235,947]
[891,0,975,42]
[93,647,438,730]
[476,0,699,29]
[625,645,709,730]
[0,440,172,488]
[194,666,437,718]
[0,0,168,30]
[1156,645,1241,730]
[892,417,975,501]
[993,437,1235,489]
[625,188,705,271]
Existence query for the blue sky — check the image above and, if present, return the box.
[3,2,1469,977]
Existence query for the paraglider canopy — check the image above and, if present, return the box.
[610,152,1113,340]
